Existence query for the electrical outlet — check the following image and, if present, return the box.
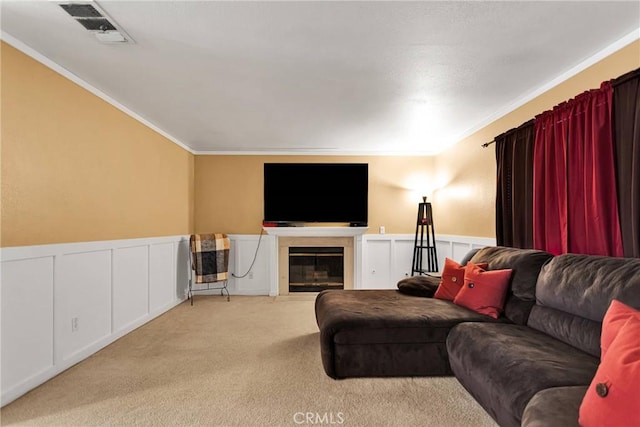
[71,317,79,332]
[379,226,385,234]
[249,271,254,280]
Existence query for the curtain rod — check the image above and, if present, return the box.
[482,119,534,148]
[481,140,495,148]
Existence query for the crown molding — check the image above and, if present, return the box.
[3,25,637,158]
[1,31,196,155]
[452,27,640,146]
[192,150,438,156]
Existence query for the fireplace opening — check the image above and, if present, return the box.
[289,247,344,292]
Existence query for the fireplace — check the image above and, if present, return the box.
[289,247,344,292]
[276,236,355,296]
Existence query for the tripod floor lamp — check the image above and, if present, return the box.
[411,196,438,275]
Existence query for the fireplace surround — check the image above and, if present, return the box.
[277,236,355,295]
[263,226,368,296]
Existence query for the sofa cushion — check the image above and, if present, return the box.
[447,322,599,427]
[452,262,512,318]
[315,289,501,378]
[521,386,586,427]
[528,254,640,357]
[396,275,440,297]
[601,299,640,357]
[469,246,553,325]
[579,316,640,427]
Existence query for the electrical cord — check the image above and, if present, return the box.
[231,228,265,278]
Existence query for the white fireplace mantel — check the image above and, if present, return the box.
[262,226,368,237]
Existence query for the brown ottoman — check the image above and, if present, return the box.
[315,289,500,379]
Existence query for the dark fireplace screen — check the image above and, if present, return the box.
[289,247,344,292]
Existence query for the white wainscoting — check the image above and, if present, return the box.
[0,235,190,406]
[359,234,497,290]
[219,233,496,293]
[0,232,494,405]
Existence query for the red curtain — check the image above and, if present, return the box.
[534,106,568,255]
[533,82,623,256]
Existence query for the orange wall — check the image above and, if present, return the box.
[1,42,195,247]
[433,40,640,237]
[195,155,434,235]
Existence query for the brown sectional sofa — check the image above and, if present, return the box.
[448,253,640,426]
[315,246,553,379]
[315,246,640,426]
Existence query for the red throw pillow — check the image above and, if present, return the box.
[579,316,640,427]
[434,258,488,301]
[601,299,640,357]
[452,262,512,319]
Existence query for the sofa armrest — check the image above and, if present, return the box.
[521,386,587,427]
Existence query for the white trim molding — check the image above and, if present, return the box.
[262,226,368,237]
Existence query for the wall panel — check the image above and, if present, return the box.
[363,240,393,289]
[393,239,415,280]
[149,243,177,313]
[113,246,149,333]
[231,236,271,295]
[58,251,112,361]
[1,257,54,393]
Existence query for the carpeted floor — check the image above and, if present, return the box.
[1,296,497,426]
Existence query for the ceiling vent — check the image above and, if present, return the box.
[58,1,134,44]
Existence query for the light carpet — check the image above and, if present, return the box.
[1,296,497,426]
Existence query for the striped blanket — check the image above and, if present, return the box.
[190,233,230,284]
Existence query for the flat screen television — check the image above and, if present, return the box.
[264,163,368,225]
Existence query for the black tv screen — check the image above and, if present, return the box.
[264,163,368,224]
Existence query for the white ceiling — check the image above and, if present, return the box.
[2,1,639,155]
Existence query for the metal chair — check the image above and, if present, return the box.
[188,233,230,305]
